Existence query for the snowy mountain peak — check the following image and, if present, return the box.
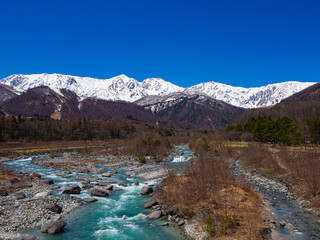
[0,73,317,108]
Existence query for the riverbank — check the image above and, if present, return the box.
[0,166,81,239]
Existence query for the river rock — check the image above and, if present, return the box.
[82,184,94,189]
[41,220,67,234]
[147,210,162,220]
[42,179,54,185]
[13,234,37,240]
[35,191,51,198]
[112,186,122,191]
[15,192,26,200]
[178,219,185,226]
[143,198,158,209]
[0,189,8,196]
[30,173,41,179]
[83,198,98,203]
[47,204,63,214]
[102,172,111,177]
[111,169,118,174]
[141,186,153,195]
[98,180,110,186]
[90,187,109,197]
[63,185,81,194]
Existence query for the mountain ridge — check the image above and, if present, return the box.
[0,73,317,109]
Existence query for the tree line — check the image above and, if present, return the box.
[0,116,137,142]
[227,116,320,145]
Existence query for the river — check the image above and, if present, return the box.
[3,146,193,240]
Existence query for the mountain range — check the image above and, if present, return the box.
[0,73,316,108]
[0,73,318,130]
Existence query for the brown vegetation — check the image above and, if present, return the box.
[160,139,270,239]
[277,147,320,208]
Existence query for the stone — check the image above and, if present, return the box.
[90,187,109,197]
[141,186,153,195]
[112,186,122,191]
[82,184,94,190]
[161,222,169,226]
[64,171,72,174]
[101,227,107,230]
[43,179,54,185]
[83,198,98,203]
[178,219,185,226]
[41,220,67,234]
[147,210,162,220]
[15,192,26,200]
[35,191,51,198]
[111,170,118,174]
[13,234,37,240]
[119,183,128,187]
[63,185,81,194]
[279,221,286,227]
[135,182,139,186]
[98,181,112,189]
[259,227,272,238]
[102,172,111,177]
[51,186,60,190]
[47,204,63,214]
[0,189,8,196]
[30,173,41,179]
[143,198,158,209]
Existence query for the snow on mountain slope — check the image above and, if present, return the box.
[189,81,316,108]
[0,73,316,108]
[0,74,182,102]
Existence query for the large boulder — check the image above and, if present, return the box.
[41,220,67,234]
[47,204,63,214]
[90,187,109,197]
[143,198,158,209]
[147,210,162,220]
[141,186,153,195]
[63,185,81,194]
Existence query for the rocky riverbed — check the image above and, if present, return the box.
[0,146,196,240]
[0,170,81,239]
[231,159,320,239]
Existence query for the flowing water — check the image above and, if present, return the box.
[3,146,193,240]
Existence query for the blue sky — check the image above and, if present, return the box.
[0,0,319,87]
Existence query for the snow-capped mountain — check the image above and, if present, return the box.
[0,74,182,102]
[189,81,316,108]
[0,73,316,108]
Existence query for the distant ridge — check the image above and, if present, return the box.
[0,73,316,109]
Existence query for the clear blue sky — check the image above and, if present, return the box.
[0,0,319,87]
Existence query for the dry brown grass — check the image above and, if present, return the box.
[160,147,269,239]
[238,144,286,177]
[277,147,320,208]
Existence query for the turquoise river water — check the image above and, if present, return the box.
[4,146,193,240]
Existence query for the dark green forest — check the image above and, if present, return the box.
[227,116,320,145]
